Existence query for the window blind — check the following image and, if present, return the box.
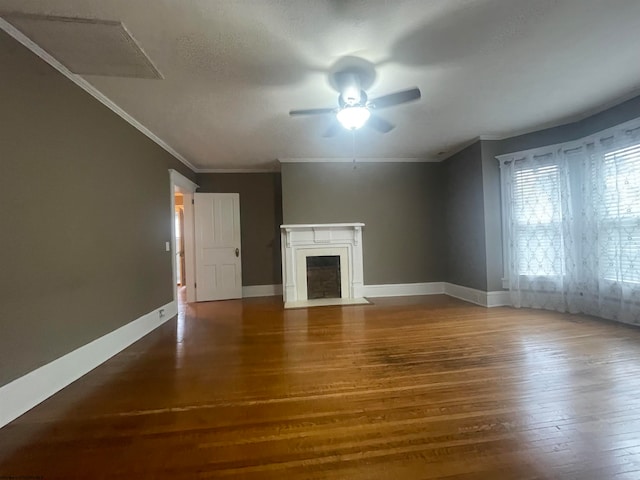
[598,143,640,283]
[512,163,564,276]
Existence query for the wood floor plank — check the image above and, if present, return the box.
[1,294,640,479]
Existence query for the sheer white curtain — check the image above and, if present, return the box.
[501,122,640,325]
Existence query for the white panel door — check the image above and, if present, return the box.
[194,193,242,301]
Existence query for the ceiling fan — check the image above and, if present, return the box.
[289,70,421,137]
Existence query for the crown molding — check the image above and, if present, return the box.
[437,137,483,161]
[474,89,640,142]
[438,135,512,161]
[196,168,279,173]
[278,157,440,164]
[495,115,640,164]
[0,18,198,173]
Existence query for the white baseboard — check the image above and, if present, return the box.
[444,283,487,306]
[242,284,283,298]
[486,290,512,307]
[0,300,177,429]
[247,282,511,307]
[362,282,445,298]
[444,283,511,307]
[349,282,511,306]
[243,282,511,306]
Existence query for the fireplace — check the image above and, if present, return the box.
[306,255,341,299]
[280,223,366,308]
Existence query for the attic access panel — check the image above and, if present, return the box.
[3,13,162,79]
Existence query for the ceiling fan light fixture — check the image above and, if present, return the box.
[336,106,370,130]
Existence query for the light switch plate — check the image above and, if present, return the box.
[165,241,170,252]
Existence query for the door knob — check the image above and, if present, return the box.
[235,248,240,257]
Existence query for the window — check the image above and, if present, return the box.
[512,162,564,276]
[508,143,640,283]
[499,120,640,323]
[597,143,640,284]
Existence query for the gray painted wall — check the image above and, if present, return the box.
[281,162,445,285]
[480,141,504,292]
[579,95,640,137]
[492,121,584,157]
[442,142,488,291]
[196,173,282,286]
[492,95,640,156]
[0,31,195,387]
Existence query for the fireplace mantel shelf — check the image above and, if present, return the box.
[281,223,365,229]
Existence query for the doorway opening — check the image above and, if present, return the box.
[174,191,185,287]
[169,169,198,305]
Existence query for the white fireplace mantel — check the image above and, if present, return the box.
[280,223,366,308]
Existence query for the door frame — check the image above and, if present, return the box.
[169,169,198,303]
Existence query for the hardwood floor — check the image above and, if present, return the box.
[2,294,640,479]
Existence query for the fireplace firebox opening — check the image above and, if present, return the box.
[306,255,341,299]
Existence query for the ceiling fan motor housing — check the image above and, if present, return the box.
[336,71,366,106]
[339,89,368,109]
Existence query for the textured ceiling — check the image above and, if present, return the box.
[2,0,640,171]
